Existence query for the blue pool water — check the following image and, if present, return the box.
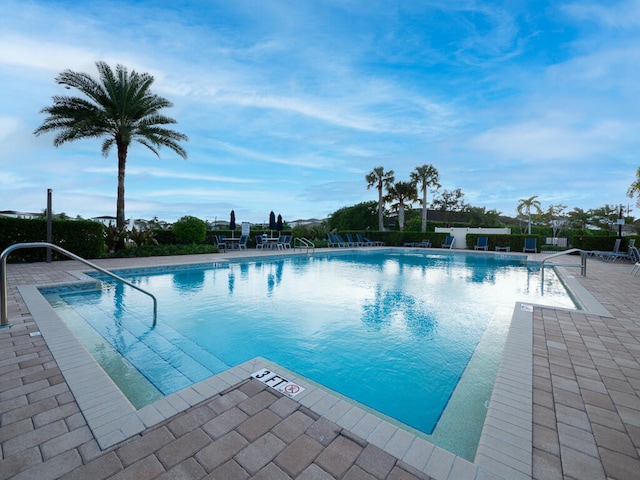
[43,250,575,446]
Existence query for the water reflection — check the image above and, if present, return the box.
[361,285,438,339]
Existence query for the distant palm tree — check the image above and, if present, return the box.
[627,167,640,206]
[366,166,395,230]
[34,61,188,236]
[410,164,440,232]
[517,195,542,234]
[385,181,418,231]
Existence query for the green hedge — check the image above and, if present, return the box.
[0,217,104,262]
[570,235,638,252]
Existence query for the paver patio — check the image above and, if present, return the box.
[1,248,639,479]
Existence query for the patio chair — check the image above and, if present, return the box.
[523,237,537,253]
[364,236,384,246]
[474,236,488,251]
[214,235,226,251]
[255,235,265,249]
[442,236,455,249]
[238,235,248,250]
[418,240,432,248]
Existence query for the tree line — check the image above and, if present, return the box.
[361,166,640,235]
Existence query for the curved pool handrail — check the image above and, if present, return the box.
[1,242,157,328]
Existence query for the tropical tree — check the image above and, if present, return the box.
[366,166,395,230]
[327,201,378,231]
[34,61,188,240]
[541,204,567,237]
[567,207,591,230]
[410,164,440,232]
[627,167,640,206]
[385,181,418,231]
[517,195,542,234]
[432,188,467,227]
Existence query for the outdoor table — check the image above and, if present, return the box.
[225,238,240,250]
[263,237,279,249]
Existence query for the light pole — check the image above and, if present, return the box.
[618,204,623,237]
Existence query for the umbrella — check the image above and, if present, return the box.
[230,210,236,238]
[269,211,276,235]
[276,214,283,235]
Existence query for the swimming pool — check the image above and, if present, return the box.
[42,249,576,459]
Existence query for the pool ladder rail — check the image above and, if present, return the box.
[1,242,158,328]
[540,248,588,284]
[293,237,315,252]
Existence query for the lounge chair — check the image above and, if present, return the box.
[328,233,345,247]
[591,238,623,262]
[357,234,375,246]
[418,240,432,248]
[364,236,385,246]
[474,236,488,251]
[336,234,355,247]
[442,236,455,249]
[347,233,363,246]
[630,247,640,276]
[523,237,537,253]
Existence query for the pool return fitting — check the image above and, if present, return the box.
[1,242,158,328]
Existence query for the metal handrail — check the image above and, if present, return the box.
[541,248,588,283]
[1,242,157,328]
[293,237,315,252]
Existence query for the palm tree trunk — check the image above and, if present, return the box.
[378,186,384,231]
[399,204,405,231]
[116,143,128,249]
[421,188,427,232]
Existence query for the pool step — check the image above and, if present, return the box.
[62,298,229,395]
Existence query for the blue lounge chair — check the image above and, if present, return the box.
[442,236,455,249]
[364,236,384,246]
[347,233,362,246]
[255,235,265,249]
[336,234,355,247]
[328,233,346,247]
[238,235,248,250]
[474,236,488,251]
[418,240,432,248]
[357,234,375,246]
[523,237,537,253]
[591,238,622,262]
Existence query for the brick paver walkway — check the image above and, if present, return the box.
[1,249,640,479]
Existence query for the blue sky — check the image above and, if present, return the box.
[1,0,639,225]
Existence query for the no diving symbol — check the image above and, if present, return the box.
[283,383,301,396]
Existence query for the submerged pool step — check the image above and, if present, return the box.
[63,299,229,395]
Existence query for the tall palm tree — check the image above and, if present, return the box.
[385,181,417,231]
[517,195,542,234]
[34,61,188,236]
[366,166,395,230]
[410,164,440,232]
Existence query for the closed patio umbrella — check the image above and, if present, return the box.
[269,211,276,235]
[230,210,236,238]
[276,214,283,235]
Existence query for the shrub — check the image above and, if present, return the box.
[172,216,206,244]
